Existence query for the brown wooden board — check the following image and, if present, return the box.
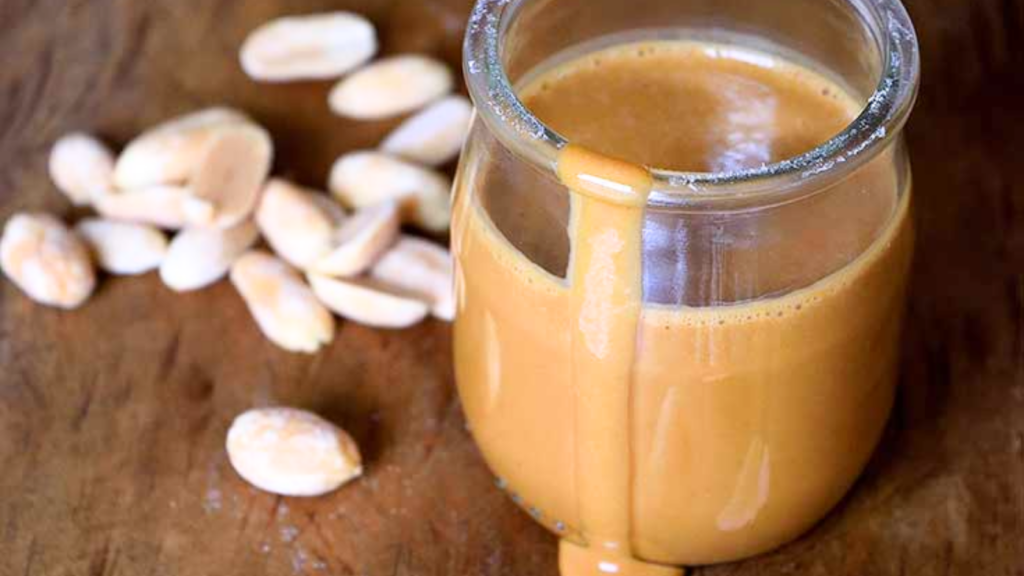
[0,0,1021,574]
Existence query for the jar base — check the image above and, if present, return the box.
[559,539,685,576]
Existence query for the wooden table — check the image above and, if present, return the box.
[0,0,1021,574]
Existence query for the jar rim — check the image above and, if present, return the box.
[463,0,921,209]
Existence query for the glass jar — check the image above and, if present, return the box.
[453,0,920,574]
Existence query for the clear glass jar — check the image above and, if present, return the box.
[452,0,919,574]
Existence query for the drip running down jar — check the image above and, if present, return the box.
[453,0,920,574]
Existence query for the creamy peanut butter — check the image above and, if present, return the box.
[453,40,912,573]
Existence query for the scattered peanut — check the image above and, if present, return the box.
[190,124,274,229]
[328,55,453,120]
[314,200,400,277]
[227,407,362,497]
[0,213,96,309]
[75,218,167,276]
[160,221,259,292]
[230,250,335,354]
[255,179,343,269]
[9,21,465,350]
[328,151,451,232]
[372,235,454,321]
[308,273,429,329]
[113,107,250,189]
[240,12,377,82]
[309,193,349,228]
[94,185,215,230]
[48,133,115,206]
[381,96,473,166]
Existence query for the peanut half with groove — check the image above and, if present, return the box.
[227,407,362,497]
[308,273,430,329]
[230,250,335,354]
[255,179,344,269]
[160,221,259,292]
[313,200,400,277]
[190,124,273,229]
[371,235,454,321]
[113,107,250,189]
[240,12,377,82]
[328,151,451,233]
[381,95,473,167]
[328,55,453,120]
[1,213,96,309]
[75,218,168,276]
[49,133,115,206]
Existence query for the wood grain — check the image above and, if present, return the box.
[0,0,1021,575]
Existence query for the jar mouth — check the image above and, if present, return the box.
[464,0,921,209]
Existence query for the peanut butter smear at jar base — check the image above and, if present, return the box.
[454,0,919,574]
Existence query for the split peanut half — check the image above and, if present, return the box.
[371,235,454,321]
[93,186,215,230]
[0,213,96,309]
[75,218,168,276]
[230,250,335,354]
[160,221,259,292]
[381,95,473,167]
[113,107,250,189]
[308,273,430,329]
[255,179,344,269]
[49,133,116,206]
[227,407,362,497]
[328,55,453,120]
[313,200,400,277]
[190,124,274,229]
[328,151,451,232]
[240,12,377,82]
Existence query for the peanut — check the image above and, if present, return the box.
[75,218,167,276]
[328,55,453,120]
[314,200,399,277]
[371,235,454,321]
[328,151,450,232]
[227,407,362,497]
[190,124,273,229]
[1,213,96,309]
[230,250,335,353]
[48,133,115,206]
[113,108,250,189]
[160,221,259,292]
[381,95,473,167]
[240,12,377,82]
[308,273,429,329]
[93,185,215,230]
[255,179,344,269]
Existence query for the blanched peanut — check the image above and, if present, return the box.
[380,96,473,166]
[314,200,399,277]
[160,221,259,292]
[93,186,215,230]
[328,151,451,232]
[230,250,334,353]
[190,124,273,229]
[75,218,167,276]
[113,108,250,189]
[255,179,343,269]
[308,273,429,329]
[0,213,96,309]
[371,236,454,321]
[328,55,453,120]
[240,12,377,82]
[48,133,115,206]
[309,193,349,228]
[227,407,362,497]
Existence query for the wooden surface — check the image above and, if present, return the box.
[1,0,1022,574]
